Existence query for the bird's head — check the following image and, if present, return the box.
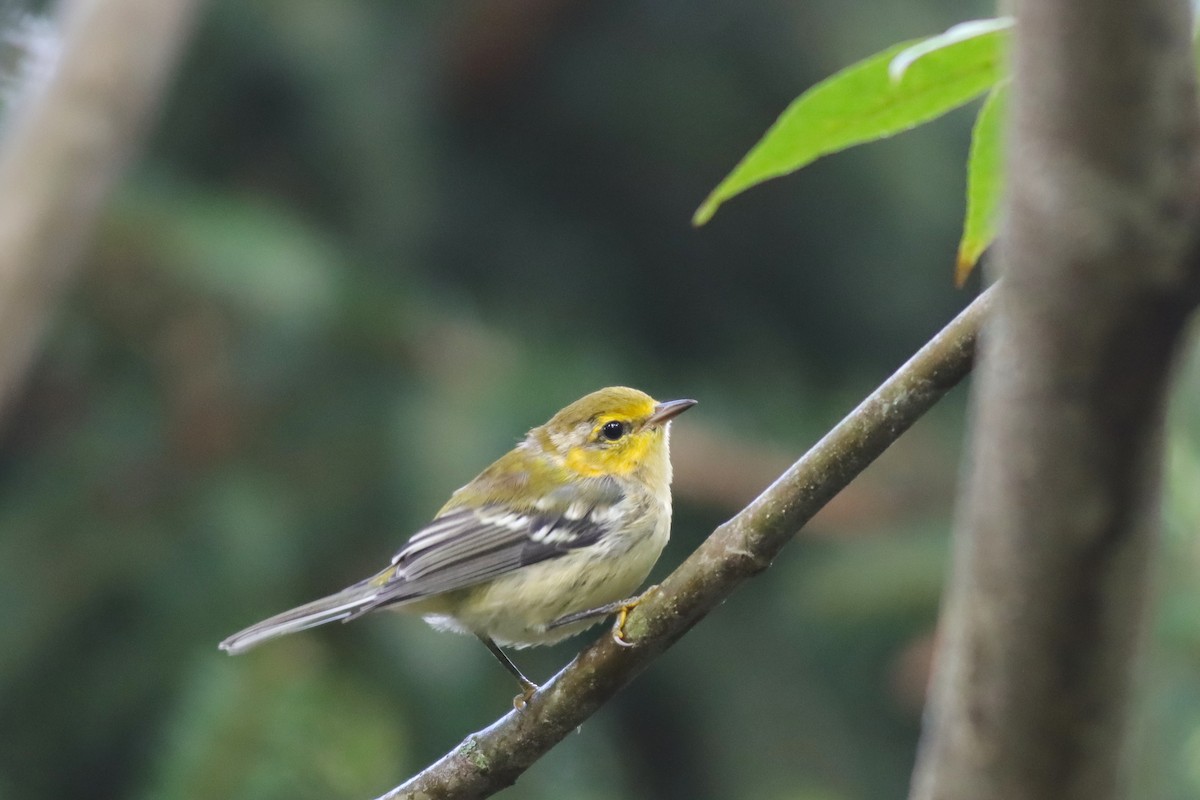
[534,386,696,483]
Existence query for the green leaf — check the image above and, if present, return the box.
[889,18,1013,84]
[693,21,1011,226]
[956,82,1007,285]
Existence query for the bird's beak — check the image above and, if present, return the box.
[646,398,697,427]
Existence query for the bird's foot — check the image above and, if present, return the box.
[512,678,539,711]
[611,585,660,646]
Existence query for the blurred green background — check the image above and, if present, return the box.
[3,1,1200,798]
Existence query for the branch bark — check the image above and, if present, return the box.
[909,1,1200,798]
[378,287,994,800]
[0,0,199,424]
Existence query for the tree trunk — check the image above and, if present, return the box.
[909,1,1200,798]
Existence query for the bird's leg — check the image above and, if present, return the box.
[547,585,660,646]
[547,598,633,630]
[477,634,538,709]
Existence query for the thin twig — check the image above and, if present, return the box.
[379,285,994,800]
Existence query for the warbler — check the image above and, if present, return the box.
[219,386,695,704]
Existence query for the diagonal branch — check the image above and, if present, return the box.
[378,285,995,800]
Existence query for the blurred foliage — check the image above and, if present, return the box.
[1,1,1197,799]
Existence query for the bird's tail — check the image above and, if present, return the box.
[219,579,382,655]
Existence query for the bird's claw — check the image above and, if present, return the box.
[611,603,637,647]
[512,680,539,711]
[611,585,660,646]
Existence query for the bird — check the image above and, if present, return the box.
[219,386,695,705]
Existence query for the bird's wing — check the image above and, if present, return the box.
[355,477,626,613]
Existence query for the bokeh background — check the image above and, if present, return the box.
[3,1,1200,798]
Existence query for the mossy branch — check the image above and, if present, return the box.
[378,286,994,800]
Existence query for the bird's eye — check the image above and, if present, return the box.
[600,421,627,441]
